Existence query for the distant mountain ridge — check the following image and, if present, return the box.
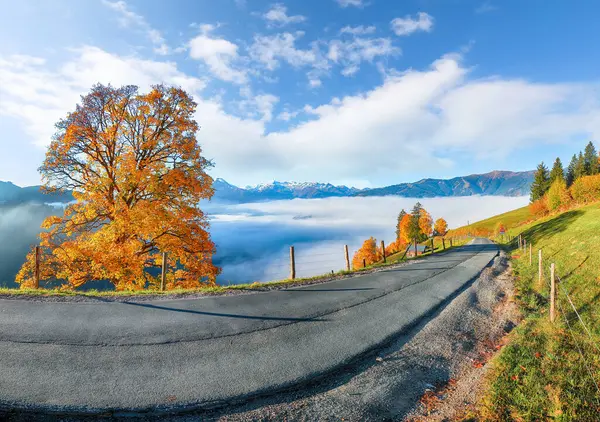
[214,170,534,202]
[354,170,535,198]
[0,170,533,205]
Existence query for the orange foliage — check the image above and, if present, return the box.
[529,198,549,218]
[352,237,378,269]
[385,238,406,256]
[17,84,220,290]
[398,214,413,244]
[434,218,448,237]
[570,174,600,204]
[419,209,433,238]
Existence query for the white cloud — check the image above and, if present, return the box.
[340,25,376,35]
[328,37,399,76]
[263,4,306,27]
[391,12,434,36]
[188,27,247,84]
[3,48,600,189]
[249,32,319,70]
[102,0,170,55]
[237,91,280,122]
[0,47,206,147]
[336,0,365,8]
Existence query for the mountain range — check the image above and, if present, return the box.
[0,170,534,205]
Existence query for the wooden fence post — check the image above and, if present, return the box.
[344,245,350,271]
[450,238,453,247]
[529,243,532,266]
[363,258,366,269]
[550,263,556,323]
[431,238,435,254]
[442,238,445,250]
[290,246,296,279]
[34,245,40,289]
[160,252,167,291]
[381,240,386,263]
[523,238,527,253]
[538,249,543,285]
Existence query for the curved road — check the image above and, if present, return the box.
[0,239,498,415]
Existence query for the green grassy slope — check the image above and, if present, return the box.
[469,202,600,420]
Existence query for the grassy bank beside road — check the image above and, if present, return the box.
[465,202,600,420]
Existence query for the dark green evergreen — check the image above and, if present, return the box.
[583,141,599,175]
[574,152,586,180]
[566,154,577,187]
[549,157,565,183]
[530,162,550,202]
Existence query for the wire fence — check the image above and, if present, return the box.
[515,234,600,400]
[233,235,471,286]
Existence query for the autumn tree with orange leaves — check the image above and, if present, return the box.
[434,218,448,237]
[16,84,219,290]
[352,237,379,269]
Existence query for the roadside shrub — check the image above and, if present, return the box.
[385,238,405,255]
[529,198,548,217]
[545,178,571,211]
[570,174,600,204]
[352,237,378,269]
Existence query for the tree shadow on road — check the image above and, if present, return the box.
[121,301,328,322]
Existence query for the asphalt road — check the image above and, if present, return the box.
[0,239,498,415]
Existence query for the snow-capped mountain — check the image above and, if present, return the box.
[213,179,362,202]
[0,170,534,205]
[213,170,534,203]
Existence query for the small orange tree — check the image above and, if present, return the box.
[17,84,220,290]
[434,218,448,237]
[398,213,413,244]
[352,237,378,269]
[419,209,434,238]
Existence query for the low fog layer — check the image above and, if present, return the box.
[0,195,528,288]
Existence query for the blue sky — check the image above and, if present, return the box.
[1,0,599,188]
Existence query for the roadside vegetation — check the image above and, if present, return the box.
[352,202,453,268]
[458,142,600,421]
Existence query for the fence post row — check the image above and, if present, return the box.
[529,243,532,266]
[344,245,350,271]
[34,245,40,289]
[160,252,167,291]
[550,263,556,323]
[289,246,296,280]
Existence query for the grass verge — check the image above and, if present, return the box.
[468,202,600,420]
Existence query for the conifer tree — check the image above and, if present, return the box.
[583,141,599,175]
[549,157,565,183]
[566,154,577,187]
[574,152,586,180]
[530,162,550,202]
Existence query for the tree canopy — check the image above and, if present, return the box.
[530,162,550,202]
[549,157,564,183]
[17,83,219,290]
